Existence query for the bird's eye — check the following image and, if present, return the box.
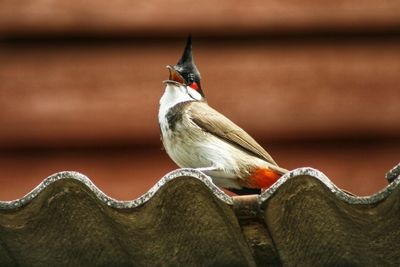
[187,73,199,90]
[188,73,195,84]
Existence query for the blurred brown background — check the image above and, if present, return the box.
[0,1,399,200]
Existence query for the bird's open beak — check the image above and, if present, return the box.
[166,65,186,85]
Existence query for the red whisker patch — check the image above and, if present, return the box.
[189,82,199,90]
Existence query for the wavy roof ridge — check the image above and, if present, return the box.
[1,164,398,210]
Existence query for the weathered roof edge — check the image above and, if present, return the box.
[259,163,400,205]
[0,164,399,210]
[0,168,232,210]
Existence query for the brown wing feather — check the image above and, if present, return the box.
[188,102,278,166]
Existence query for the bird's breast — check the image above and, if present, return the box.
[159,102,270,184]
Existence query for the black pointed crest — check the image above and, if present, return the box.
[177,35,193,66]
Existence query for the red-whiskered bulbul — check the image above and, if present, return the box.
[159,36,288,194]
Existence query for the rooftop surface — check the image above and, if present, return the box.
[0,164,399,266]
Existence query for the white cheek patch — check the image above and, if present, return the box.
[187,87,202,101]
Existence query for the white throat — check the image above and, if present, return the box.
[159,83,202,120]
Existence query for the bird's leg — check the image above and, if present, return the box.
[195,166,222,173]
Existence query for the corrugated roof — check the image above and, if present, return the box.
[0,164,399,266]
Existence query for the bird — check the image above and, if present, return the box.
[158,36,288,195]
